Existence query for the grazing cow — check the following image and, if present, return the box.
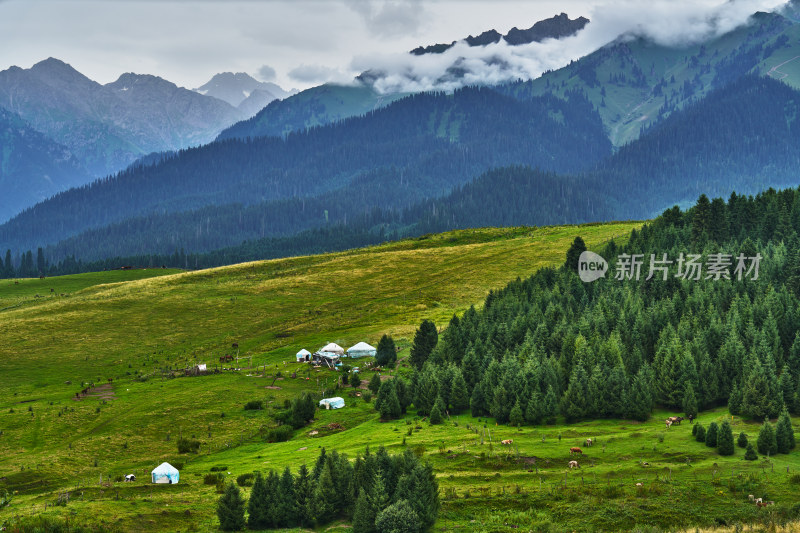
[756,501,769,508]
[125,474,136,482]
[667,416,683,426]
[568,460,579,469]
[501,439,514,445]
[755,498,762,504]
[569,447,583,455]
[665,419,673,429]
[748,494,755,501]
[635,482,643,487]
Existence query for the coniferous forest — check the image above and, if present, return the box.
[217,446,439,533]
[372,187,800,432]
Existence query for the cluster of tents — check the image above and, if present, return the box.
[295,341,376,362]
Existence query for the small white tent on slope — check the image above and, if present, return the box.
[296,349,311,362]
[347,342,377,358]
[151,462,180,484]
[320,342,344,355]
[319,397,345,409]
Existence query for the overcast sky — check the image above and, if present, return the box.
[0,0,788,92]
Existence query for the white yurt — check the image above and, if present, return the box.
[296,348,311,362]
[320,342,344,355]
[346,342,377,358]
[151,462,180,484]
[319,397,345,409]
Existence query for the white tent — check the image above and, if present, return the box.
[296,349,311,362]
[320,342,344,355]
[347,342,377,358]
[319,397,345,409]
[151,462,179,484]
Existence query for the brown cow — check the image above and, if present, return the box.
[569,447,582,455]
[501,439,514,445]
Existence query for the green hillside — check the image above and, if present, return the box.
[4,220,800,532]
[0,223,636,531]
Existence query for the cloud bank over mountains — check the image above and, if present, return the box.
[351,0,784,94]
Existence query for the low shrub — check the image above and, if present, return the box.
[236,473,255,487]
[177,438,201,454]
[204,473,224,485]
[738,432,748,448]
[244,400,264,411]
[210,465,228,472]
[266,425,293,443]
[272,408,292,426]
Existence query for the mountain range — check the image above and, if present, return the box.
[192,71,296,116]
[410,12,590,55]
[0,107,89,221]
[3,8,800,272]
[0,61,294,221]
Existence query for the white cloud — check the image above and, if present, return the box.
[0,0,789,92]
[353,0,786,94]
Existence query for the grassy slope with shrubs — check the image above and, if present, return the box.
[4,216,800,532]
[0,223,638,531]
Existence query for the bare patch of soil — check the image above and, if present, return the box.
[72,383,116,401]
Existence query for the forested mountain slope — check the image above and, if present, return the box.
[504,11,800,146]
[0,107,89,222]
[0,87,610,257]
[6,74,800,272]
[216,83,407,141]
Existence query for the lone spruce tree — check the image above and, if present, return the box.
[565,236,587,272]
[429,396,445,424]
[737,432,748,448]
[695,424,706,443]
[247,473,268,529]
[410,320,438,370]
[717,420,735,456]
[705,422,719,447]
[368,373,381,395]
[776,406,796,453]
[375,334,397,368]
[217,483,246,531]
[744,442,758,460]
[757,418,778,455]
